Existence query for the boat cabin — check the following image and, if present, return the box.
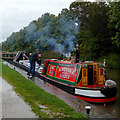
[77,62,105,87]
[42,60,105,88]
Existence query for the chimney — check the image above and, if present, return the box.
[75,44,80,63]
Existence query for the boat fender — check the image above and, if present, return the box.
[100,80,117,97]
[105,80,116,88]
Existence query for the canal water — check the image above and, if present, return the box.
[94,68,120,119]
[2,61,120,119]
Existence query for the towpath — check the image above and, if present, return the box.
[0,77,38,118]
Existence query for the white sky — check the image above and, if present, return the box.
[0,0,76,43]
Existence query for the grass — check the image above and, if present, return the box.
[0,61,86,119]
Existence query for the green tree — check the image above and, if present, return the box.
[107,2,120,52]
[70,2,111,59]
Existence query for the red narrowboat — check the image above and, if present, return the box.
[12,51,117,103]
[42,59,117,103]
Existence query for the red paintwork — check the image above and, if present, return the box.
[47,64,56,77]
[55,66,78,82]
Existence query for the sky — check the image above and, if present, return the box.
[0,0,76,43]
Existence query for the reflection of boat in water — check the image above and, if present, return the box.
[12,51,117,103]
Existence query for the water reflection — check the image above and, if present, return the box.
[95,68,120,119]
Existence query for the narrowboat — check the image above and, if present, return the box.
[0,51,17,60]
[12,51,117,103]
[42,59,117,103]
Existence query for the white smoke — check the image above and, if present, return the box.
[24,15,80,57]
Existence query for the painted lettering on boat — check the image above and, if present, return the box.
[47,64,56,77]
[55,66,78,82]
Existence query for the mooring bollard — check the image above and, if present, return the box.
[85,105,91,115]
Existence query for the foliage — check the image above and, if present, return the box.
[70,2,111,59]
[107,2,120,53]
[1,2,120,67]
[98,53,120,69]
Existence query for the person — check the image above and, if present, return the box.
[27,49,41,79]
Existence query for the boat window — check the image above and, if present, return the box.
[100,69,103,75]
[83,70,86,76]
[3,54,8,57]
[94,71,96,75]
[94,65,96,69]
[94,71,96,83]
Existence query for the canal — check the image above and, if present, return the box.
[94,68,120,119]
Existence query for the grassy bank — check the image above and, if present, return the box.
[0,61,86,119]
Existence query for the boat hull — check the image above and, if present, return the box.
[75,88,116,103]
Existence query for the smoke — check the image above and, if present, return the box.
[24,14,80,57]
[57,16,80,57]
[24,22,37,42]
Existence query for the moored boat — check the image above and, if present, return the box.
[42,59,117,103]
[11,51,117,103]
[0,51,17,60]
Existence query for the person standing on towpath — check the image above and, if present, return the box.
[27,49,41,79]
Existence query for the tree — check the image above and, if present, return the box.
[70,2,111,59]
[107,2,120,52]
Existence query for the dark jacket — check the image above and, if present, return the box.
[31,52,41,65]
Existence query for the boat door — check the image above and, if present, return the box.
[82,64,88,86]
[82,63,99,86]
[98,63,105,85]
[88,64,99,85]
[93,64,98,84]
[88,65,93,85]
